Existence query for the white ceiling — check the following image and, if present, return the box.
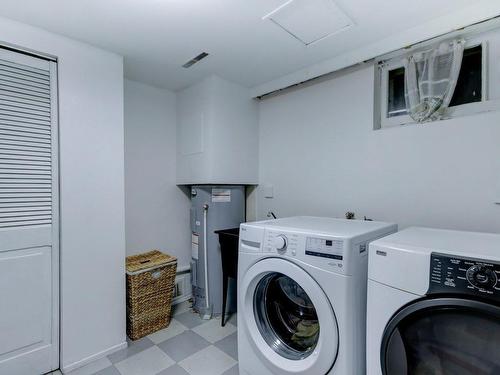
[0,0,498,92]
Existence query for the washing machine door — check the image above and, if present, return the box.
[381,297,500,375]
[241,257,338,375]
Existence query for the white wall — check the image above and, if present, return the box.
[0,16,126,371]
[257,64,500,233]
[124,79,191,267]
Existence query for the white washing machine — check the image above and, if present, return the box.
[238,216,397,375]
[367,227,500,375]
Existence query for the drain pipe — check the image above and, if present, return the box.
[201,204,212,319]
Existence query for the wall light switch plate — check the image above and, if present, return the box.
[264,185,274,199]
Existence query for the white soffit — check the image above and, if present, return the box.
[264,0,354,46]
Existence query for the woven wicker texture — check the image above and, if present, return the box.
[126,250,177,340]
[126,250,176,273]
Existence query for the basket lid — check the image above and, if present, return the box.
[126,250,176,273]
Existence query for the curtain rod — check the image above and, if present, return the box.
[376,15,500,64]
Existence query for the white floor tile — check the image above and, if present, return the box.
[226,314,237,327]
[114,346,175,375]
[191,319,237,343]
[178,346,237,375]
[67,357,112,375]
[172,301,191,316]
[148,319,188,344]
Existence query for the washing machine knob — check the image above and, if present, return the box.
[274,235,288,251]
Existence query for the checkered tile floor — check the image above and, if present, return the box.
[60,304,238,375]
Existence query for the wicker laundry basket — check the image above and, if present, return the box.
[126,250,177,340]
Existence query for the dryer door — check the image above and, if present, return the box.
[381,297,500,375]
[241,258,338,375]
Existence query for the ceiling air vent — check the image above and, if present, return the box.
[182,52,209,68]
[264,0,353,46]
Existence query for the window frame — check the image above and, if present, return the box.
[375,38,496,129]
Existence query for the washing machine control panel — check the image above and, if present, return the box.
[264,231,299,255]
[263,231,345,269]
[428,252,500,301]
[273,235,288,252]
[305,237,344,261]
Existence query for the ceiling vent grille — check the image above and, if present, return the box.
[182,52,209,68]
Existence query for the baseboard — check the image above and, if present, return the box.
[172,293,192,305]
[60,341,127,373]
[177,264,190,273]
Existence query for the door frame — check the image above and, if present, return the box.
[0,45,60,372]
[49,58,60,372]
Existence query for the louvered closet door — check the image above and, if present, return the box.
[0,49,59,375]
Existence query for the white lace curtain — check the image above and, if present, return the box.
[404,39,465,123]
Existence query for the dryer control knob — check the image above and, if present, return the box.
[467,265,497,289]
[274,235,288,251]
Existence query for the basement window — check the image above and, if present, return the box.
[387,67,406,118]
[449,45,483,107]
[377,42,491,128]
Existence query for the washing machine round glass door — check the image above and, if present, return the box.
[381,297,500,375]
[241,257,338,375]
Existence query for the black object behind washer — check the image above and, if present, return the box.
[215,228,239,326]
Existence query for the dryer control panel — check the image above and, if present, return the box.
[428,252,500,301]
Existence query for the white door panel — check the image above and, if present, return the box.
[0,246,51,355]
[0,226,51,250]
[0,48,59,375]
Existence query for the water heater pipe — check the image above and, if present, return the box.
[203,204,210,311]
